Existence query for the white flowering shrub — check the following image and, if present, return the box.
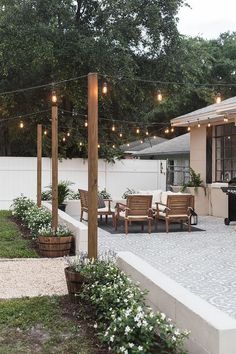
[38,223,73,237]
[23,205,52,236]
[80,258,189,354]
[11,195,35,219]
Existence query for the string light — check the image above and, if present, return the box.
[140,140,143,144]
[19,121,24,129]
[165,128,169,134]
[98,144,100,148]
[153,135,156,139]
[44,129,47,135]
[127,143,130,147]
[145,129,149,136]
[136,127,140,134]
[215,92,222,104]
[111,122,116,132]
[187,122,191,131]
[62,136,66,142]
[79,142,83,146]
[112,144,116,148]
[170,127,174,133]
[197,120,201,128]
[102,82,108,94]
[84,119,88,127]
[207,118,211,127]
[119,131,123,138]
[156,90,163,102]
[224,116,229,122]
[67,132,70,137]
[51,90,57,104]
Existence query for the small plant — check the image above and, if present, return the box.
[41,190,51,201]
[68,190,80,200]
[23,205,52,237]
[43,180,75,205]
[181,167,203,192]
[11,195,35,219]
[65,252,90,272]
[38,224,73,237]
[122,188,137,199]
[98,188,111,200]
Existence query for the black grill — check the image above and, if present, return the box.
[221,178,236,225]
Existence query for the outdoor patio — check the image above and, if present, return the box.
[94,216,236,319]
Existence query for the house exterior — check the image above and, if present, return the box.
[171,96,236,218]
[133,133,190,188]
[120,136,167,158]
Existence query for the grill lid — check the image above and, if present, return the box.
[229,177,236,186]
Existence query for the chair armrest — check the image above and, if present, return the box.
[155,201,167,208]
[115,202,127,210]
[104,199,112,211]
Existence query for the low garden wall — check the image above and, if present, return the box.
[117,251,236,354]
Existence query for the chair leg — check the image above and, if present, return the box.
[80,210,83,222]
[112,214,115,228]
[180,220,183,230]
[100,215,102,222]
[115,217,118,230]
[125,219,128,235]
[141,223,144,231]
[105,215,108,224]
[166,219,169,233]
[148,219,152,234]
[188,219,191,232]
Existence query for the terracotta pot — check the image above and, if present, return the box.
[64,267,88,301]
[38,236,72,257]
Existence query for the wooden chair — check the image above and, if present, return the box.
[115,194,153,235]
[155,194,194,233]
[78,189,115,225]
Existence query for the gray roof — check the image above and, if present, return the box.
[134,133,190,157]
[120,136,167,153]
[171,96,236,126]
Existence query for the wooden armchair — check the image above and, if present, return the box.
[155,194,194,233]
[115,194,153,234]
[78,189,115,225]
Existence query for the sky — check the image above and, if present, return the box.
[177,0,236,39]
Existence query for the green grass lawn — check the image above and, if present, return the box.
[0,296,107,354]
[0,210,39,258]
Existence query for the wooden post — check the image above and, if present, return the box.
[37,124,42,207]
[88,73,98,259]
[51,96,58,231]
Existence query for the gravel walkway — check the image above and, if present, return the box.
[0,258,67,299]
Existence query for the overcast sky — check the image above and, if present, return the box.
[177,0,236,39]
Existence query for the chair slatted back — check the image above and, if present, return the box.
[166,194,194,215]
[78,189,89,210]
[126,195,152,216]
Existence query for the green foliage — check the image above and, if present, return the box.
[0,210,38,258]
[79,254,189,354]
[122,188,137,199]
[181,167,203,192]
[43,180,74,205]
[10,195,35,219]
[98,188,111,200]
[38,224,73,237]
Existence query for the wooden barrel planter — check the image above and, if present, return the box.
[38,236,72,257]
[64,267,88,301]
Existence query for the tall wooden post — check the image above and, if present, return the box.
[88,73,98,259]
[51,92,58,231]
[37,124,42,207]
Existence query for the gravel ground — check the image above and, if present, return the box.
[0,258,67,299]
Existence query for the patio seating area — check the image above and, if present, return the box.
[95,215,236,319]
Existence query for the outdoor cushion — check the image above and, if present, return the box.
[98,195,106,208]
[139,189,162,203]
[161,191,174,205]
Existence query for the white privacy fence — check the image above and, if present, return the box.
[0,157,166,209]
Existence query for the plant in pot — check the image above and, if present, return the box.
[37,224,73,258]
[43,180,75,211]
[64,252,90,301]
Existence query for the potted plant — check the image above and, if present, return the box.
[37,224,73,257]
[42,180,75,211]
[64,252,90,301]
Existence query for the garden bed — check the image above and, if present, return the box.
[0,295,110,354]
[0,210,39,258]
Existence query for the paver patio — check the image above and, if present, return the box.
[97,216,236,319]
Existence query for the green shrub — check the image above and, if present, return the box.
[98,188,111,199]
[11,195,35,219]
[79,254,189,354]
[122,188,136,199]
[23,205,52,237]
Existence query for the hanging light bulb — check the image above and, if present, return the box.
[145,129,149,136]
[197,120,201,128]
[140,140,143,144]
[215,92,221,104]
[19,121,24,129]
[102,82,108,94]
[62,136,66,142]
[127,143,130,147]
[112,144,116,148]
[187,124,191,131]
[207,119,211,128]
[224,116,229,122]
[67,132,70,137]
[136,127,140,134]
[44,129,47,135]
[156,90,163,102]
[51,90,57,104]
[119,132,123,138]
[165,128,169,134]
[170,127,174,133]
[98,144,101,148]
[153,135,156,139]
[84,119,88,127]
[111,122,116,132]
[79,142,83,146]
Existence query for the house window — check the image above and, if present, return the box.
[215,123,236,182]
